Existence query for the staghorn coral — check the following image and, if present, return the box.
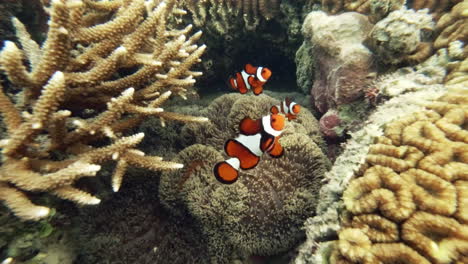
[331,88,468,264]
[0,0,208,221]
[159,94,329,263]
[365,7,435,65]
[180,0,282,33]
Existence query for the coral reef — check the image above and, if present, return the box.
[173,0,307,88]
[295,41,315,94]
[180,0,282,33]
[332,88,468,264]
[302,10,376,113]
[0,0,207,221]
[66,168,211,264]
[319,0,454,21]
[294,85,449,263]
[159,94,329,263]
[365,7,435,65]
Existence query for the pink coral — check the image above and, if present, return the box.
[319,109,341,138]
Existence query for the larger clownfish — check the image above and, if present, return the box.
[270,98,301,121]
[228,64,272,95]
[213,114,285,184]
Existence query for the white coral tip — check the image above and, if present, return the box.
[89,197,101,205]
[1,257,13,264]
[2,41,18,52]
[34,206,51,219]
[31,122,42,129]
[58,27,68,35]
[88,164,101,172]
[115,46,127,55]
[122,87,135,96]
[173,163,184,169]
[112,183,121,192]
[51,71,65,81]
[135,132,145,140]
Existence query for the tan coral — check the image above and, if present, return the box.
[434,1,468,49]
[0,0,207,221]
[334,88,468,264]
[179,0,280,33]
[320,0,453,21]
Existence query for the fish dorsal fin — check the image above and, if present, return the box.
[244,64,257,75]
[239,117,261,135]
[270,105,279,114]
[268,137,284,158]
[247,75,255,87]
[252,85,263,95]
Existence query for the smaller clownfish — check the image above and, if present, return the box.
[270,98,301,121]
[228,64,272,95]
[213,114,285,184]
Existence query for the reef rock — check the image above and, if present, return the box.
[159,94,329,263]
[366,7,435,65]
[302,11,376,113]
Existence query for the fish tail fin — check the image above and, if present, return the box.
[213,158,239,184]
[228,76,238,91]
[252,85,263,95]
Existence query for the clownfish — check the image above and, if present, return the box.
[270,98,301,121]
[228,64,272,95]
[213,114,285,184]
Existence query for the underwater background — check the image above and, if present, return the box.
[0,0,467,263]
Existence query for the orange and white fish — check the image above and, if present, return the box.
[228,64,272,95]
[270,98,301,121]
[213,114,285,184]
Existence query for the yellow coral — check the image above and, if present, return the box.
[334,89,468,264]
[0,0,207,221]
[434,1,468,49]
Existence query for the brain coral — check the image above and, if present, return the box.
[332,88,468,264]
[159,94,329,262]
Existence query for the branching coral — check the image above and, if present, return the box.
[332,88,468,264]
[0,0,208,221]
[160,94,329,263]
[180,0,281,33]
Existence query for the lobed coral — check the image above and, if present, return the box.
[434,1,468,50]
[294,85,449,263]
[333,88,468,264]
[159,94,329,263]
[0,0,207,221]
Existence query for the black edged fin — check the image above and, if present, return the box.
[213,162,239,184]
